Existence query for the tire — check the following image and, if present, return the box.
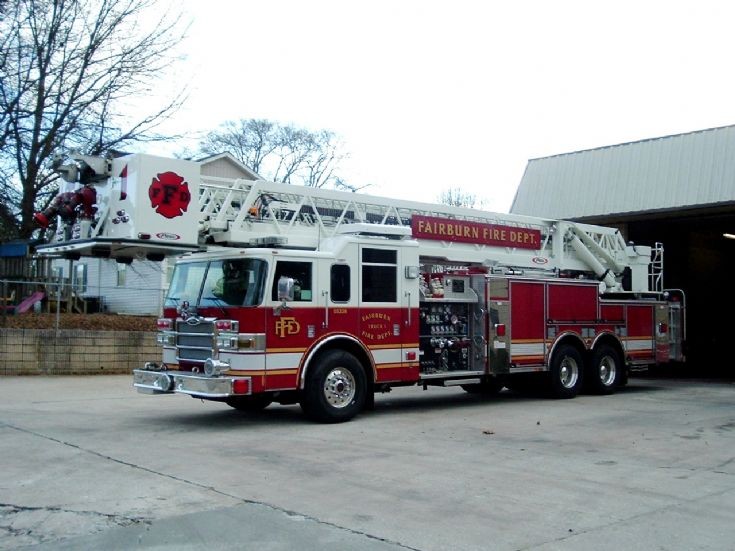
[225,395,272,412]
[461,377,504,395]
[586,345,623,395]
[300,350,367,423]
[548,344,584,399]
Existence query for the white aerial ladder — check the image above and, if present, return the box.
[198,177,651,294]
[36,152,653,293]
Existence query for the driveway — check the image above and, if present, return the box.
[1,375,733,550]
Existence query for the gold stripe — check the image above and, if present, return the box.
[376,363,404,369]
[267,347,307,353]
[224,369,297,376]
[368,344,402,350]
[511,355,545,361]
[511,339,545,344]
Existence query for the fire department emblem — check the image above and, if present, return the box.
[149,171,191,219]
[275,317,301,338]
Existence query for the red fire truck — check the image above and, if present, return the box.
[37,153,685,422]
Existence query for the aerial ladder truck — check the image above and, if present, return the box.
[35,153,685,422]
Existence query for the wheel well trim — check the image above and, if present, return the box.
[590,331,626,363]
[548,332,587,364]
[298,333,376,389]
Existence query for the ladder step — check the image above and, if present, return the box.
[443,378,481,387]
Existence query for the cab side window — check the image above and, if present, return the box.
[331,264,350,302]
[361,248,397,302]
[271,261,313,301]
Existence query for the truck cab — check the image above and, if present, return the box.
[135,230,421,422]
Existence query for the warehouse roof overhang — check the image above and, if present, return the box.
[510,125,735,221]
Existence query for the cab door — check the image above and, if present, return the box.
[265,258,320,390]
[358,244,418,382]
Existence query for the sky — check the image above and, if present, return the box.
[145,0,735,213]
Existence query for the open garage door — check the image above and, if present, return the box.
[625,210,735,376]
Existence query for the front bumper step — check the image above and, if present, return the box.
[133,369,251,398]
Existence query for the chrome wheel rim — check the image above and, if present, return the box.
[559,356,579,389]
[598,355,617,386]
[323,368,356,408]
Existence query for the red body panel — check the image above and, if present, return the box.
[505,278,660,368]
[510,282,545,341]
[548,283,598,322]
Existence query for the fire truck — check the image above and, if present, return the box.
[36,153,686,422]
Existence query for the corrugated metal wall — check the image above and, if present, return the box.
[512,125,735,219]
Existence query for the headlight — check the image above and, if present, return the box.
[204,358,229,377]
[156,332,175,346]
[216,336,237,349]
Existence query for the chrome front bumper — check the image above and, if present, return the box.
[133,369,251,398]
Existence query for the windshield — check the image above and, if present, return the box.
[165,258,267,308]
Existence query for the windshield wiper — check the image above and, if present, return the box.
[202,296,229,317]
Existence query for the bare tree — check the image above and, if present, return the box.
[271,125,313,184]
[198,119,278,175]
[197,118,357,190]
[438,187,480,208]
[0,0,186,239]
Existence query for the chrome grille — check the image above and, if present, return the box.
[176,319,215,363]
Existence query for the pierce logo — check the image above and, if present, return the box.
[149,172,191,219]
[156,232,181,240]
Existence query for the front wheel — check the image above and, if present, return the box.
[300,350,367,423]
[586,345,623,395]
[548,344,584,399]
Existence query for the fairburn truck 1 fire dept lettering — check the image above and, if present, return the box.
[35,152,686,423]
[361,312,393,341]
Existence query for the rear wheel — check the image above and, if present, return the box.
[587,345,623,395]
[225,395,272,412]
[300,350,367,423]
[548,344,583,399]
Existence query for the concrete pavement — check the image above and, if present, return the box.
[1,375,733,550]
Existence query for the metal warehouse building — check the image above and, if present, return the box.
[511,125,735,373]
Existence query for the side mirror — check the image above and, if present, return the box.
[275,276,294,316]
[278,276,295,301]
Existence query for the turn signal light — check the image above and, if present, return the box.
[215,320,239,332]
[495,324,506,337]
[157,318,173,330]
[232,379,250,394]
